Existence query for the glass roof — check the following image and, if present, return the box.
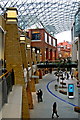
[0,0,80,35]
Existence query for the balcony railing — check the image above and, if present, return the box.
[0,69,14,110]
[37,61,78,68]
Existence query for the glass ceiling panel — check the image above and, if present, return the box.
[0,0,80,35]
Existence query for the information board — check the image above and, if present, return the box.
[68,84,74,98]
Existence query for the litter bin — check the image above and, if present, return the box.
[55,84,58,91]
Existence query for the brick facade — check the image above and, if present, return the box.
[5,23,24,85]
[57,41,72,59]
[28,28,57,61]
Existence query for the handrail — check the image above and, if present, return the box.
[0,69,14,109]
[37,62,78,68]
[0,69,12,80]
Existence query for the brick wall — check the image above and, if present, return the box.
[5,23,24,85]
[20,43,27,68]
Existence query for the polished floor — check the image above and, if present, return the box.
[30,71,79,119]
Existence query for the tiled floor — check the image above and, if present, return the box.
[30,71,79,119]
[1,85,22,118]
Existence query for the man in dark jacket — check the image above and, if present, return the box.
[52,102,59,118]
[67,72,69,79]
[36,89,43,102]
[36,90,40,103]
[39,89,43,102]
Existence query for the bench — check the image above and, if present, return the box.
[60,82,66,85]
[59,90,67,95]
[74,106,80,113]
[59,86,67,88]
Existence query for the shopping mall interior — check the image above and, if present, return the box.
[0,0,80,119]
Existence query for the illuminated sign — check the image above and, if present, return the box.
[68,84,74,98]
[32,31,39,33]
[68,84,74,92]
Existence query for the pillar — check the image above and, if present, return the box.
[26,40,34,110]
[5,22,24,85]
[37,53,39,63]
[26,38,32,67]
[27,49,32,67]
[54,50,57,60]
[46,48,49,60]
[50,49,52,61]
[34,70,39,84]
[30,78,36,92]
[38,69,42,79]
[22,86,30,119]
[26,71,33,109]
[72,42,77,62]
[37,50,40,63]
[26,82,33,109]
[28,30,32,39]
[32,48,36,64]
[20,40,27,68]
[41,48,45,61]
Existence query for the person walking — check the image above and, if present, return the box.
[52,102,59,118]
[23,68,27,86]
[71,72,73,80]
[36,90,40,103]
[65,70,67,76]
[67,72,69,80]
[39,89,43,102]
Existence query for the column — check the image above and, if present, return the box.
[54,50,56,60]
[50,49,52,61]
[22,86,30,118]
[46,48,49,60]
[28,30,32,39]
[37,50,40,63]
[5,13,24,85]
[41,48,45,61]
[26,70,34,109]
[20,35,27,68]
[72,42,77,62]
[26,44,32,67]
[32,48,36,64]
[26,43,34,109]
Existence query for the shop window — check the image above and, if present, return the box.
[32,33,41,40]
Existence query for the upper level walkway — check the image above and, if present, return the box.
[37,62,78,68]
[30,71,79,119]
